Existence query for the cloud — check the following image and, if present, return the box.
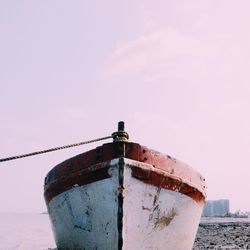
[101,25,225,83]
[100,0,250,85]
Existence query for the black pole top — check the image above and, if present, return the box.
[118,121,125,131]
[112,121,129,142]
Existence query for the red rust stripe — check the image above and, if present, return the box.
[131,166,205,206]
[44,142,206,205]
[44,162,110,204]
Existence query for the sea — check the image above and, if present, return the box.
[1,212,250,250]
[0,212,56,250]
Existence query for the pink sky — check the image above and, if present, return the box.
[1,0,250,213]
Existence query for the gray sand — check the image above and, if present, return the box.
[193,221,250,249]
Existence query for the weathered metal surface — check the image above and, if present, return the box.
[47,159,120,249]
[44,142,206,205]
[44,161,111,205]
[46,158,204,249]
[130,162,204,206]
[44,141,206,249]
[123,159,203,250]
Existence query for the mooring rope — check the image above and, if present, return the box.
[0,135,113,163]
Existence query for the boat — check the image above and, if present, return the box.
[44,122,206,250]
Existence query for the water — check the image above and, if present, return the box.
[0,213,56,250]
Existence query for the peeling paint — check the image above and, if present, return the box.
[142,206,151,212]
[44,142,206,205]
[131,166,205,206]
[45,142,206,250]
[154,208,177,229]
[122,161,204,250]
[47,162,120,249]
[153,187,161,206]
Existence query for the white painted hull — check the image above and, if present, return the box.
[47,158,203,250]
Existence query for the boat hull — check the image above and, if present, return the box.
[46,157,204,250]
[48,161,119,249]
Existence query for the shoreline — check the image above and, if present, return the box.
[1,213,250,249]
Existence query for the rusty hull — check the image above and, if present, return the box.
[44,142,206,205]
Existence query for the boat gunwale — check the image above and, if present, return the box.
[44,142,206,205]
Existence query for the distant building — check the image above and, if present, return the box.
[202,199,229,217]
